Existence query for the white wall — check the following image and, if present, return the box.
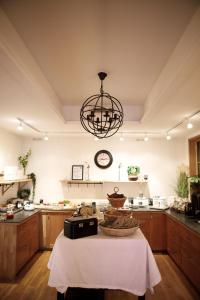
[0,128,22,203]
[22,136,188,203]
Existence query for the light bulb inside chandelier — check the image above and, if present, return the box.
[80,72,123,139]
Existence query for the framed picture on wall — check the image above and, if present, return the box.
[72,165,84,180]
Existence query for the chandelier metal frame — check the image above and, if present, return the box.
[80,72,123,139]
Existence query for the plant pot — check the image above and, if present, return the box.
[128,175,138,181]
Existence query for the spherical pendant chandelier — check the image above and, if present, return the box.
[80,72,123,139]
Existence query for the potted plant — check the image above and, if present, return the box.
[175,171,189,198]
[17,188,31,200]
[18,149,31,176]
[173,170,189,213]
[127,166,140,181]
[188,175,200,194]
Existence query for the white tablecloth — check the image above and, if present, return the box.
[48,228,161,296]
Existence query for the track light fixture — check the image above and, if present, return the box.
[17,122,23,131]
[166,133,171,140]
[43,134,49,141]
[15,109,199,140]
[187,121,193,129]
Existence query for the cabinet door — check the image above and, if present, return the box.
[166,217,181,266]
[179,225,200,292]
[149,213,166,251]
[43,211,75,249]
[132,212,151,242]
[29,214,39,257]
[46,214,66,248]
[16,213,39,273]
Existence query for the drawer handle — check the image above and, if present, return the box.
[89,221,94,226]
[79,223,83,228]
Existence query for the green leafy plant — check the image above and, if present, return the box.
[17,188,30,199]
[175,171,189,198]
[127,166,140,175]
[28,172,36,201]
[188,175,200,193]
[18,149,31,175]
[188,176,200,184]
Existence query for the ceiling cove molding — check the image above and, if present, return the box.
[0,7,65,123]
[142,7,200,122]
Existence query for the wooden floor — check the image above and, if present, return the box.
[0,251,199,300]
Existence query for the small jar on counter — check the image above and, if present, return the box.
[6,209,14,219]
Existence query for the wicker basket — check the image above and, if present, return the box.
[104,209,131,222]
[99,224,139,237]
[107,197,126,208]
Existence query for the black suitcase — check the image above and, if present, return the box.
[64,216,98,239]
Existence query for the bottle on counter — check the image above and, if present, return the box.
[92,202,96,213]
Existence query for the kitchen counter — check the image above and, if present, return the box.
[1,205,200,235]
[0,209,40,223]
[34,204,76,211]
[126,206,200,235]
[165,209,200,235]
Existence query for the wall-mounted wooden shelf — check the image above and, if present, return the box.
[61,179,148,187]
[103,180,148,183]
[0,178,32,196]
[61,180,103,187]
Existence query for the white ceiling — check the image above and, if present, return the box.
[0,0,200,139]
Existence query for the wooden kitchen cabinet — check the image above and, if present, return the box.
[16,213,39,272]
[0,212,39,280]
[131,212,166,251]
[132,212,151,241]
[167,215,200,292]
[179,223,200,292]
[150,213,166,251]
[40,210,75,249]
[167,216,181,265]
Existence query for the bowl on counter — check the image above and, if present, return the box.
[99,223,139,237]
[24,203,35,211]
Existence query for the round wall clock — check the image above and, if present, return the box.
[94,150,113,169]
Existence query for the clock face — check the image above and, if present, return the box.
[94,150,113,169]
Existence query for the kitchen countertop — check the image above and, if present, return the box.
[125,206,200,235]
[34,204,76,211]
[0,209,40,224]
[1,206,200,235]
[165,209,200,235]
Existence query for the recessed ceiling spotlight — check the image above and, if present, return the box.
[144,135,149,142]
[187,121,193,129]
[17,122,23,131]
